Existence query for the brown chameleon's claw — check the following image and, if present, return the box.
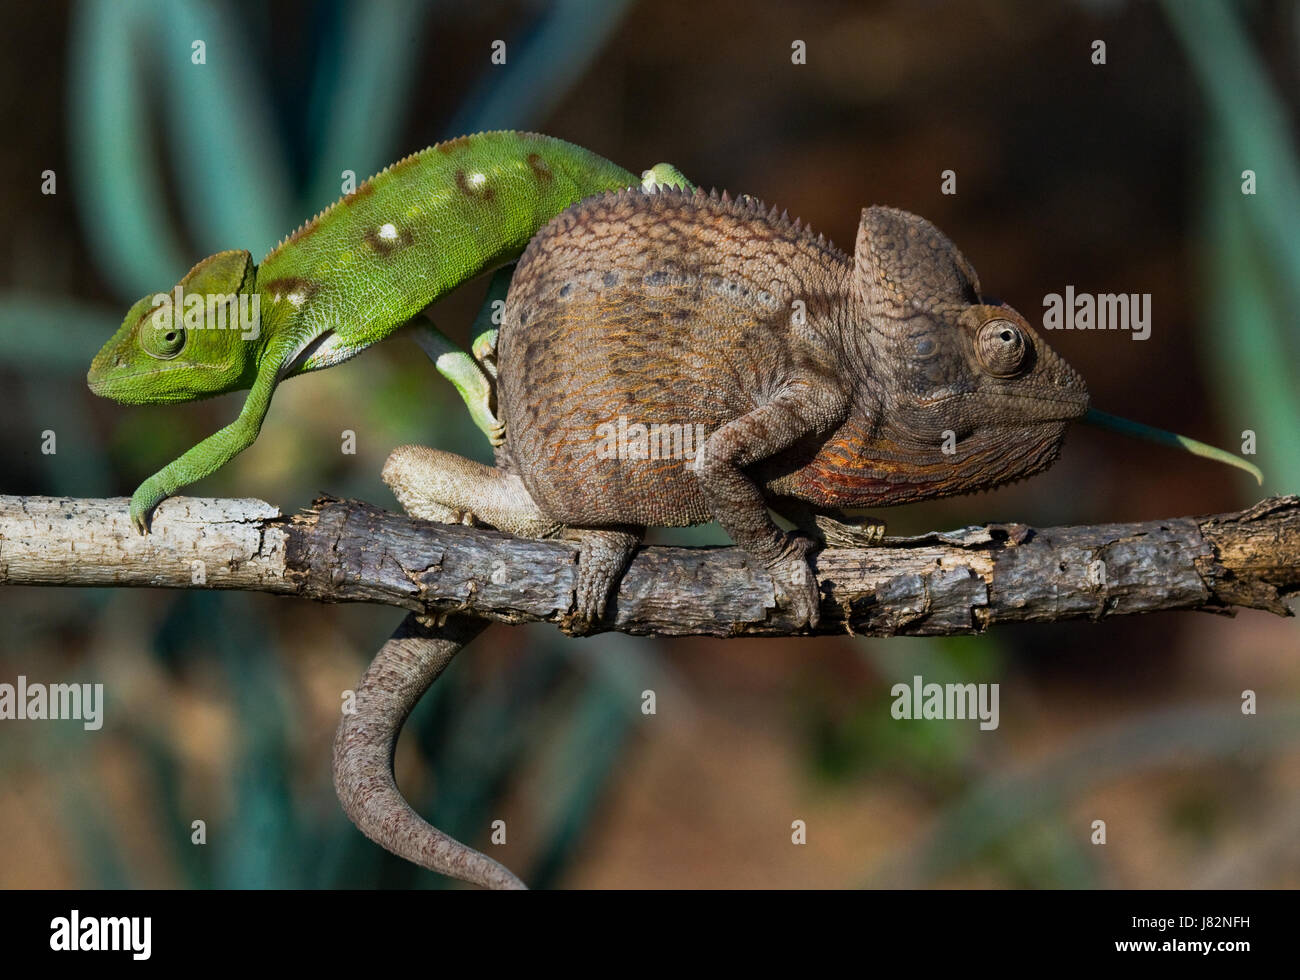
[563,564,613,636]
[560,571,604,635]
[559,611,596,637]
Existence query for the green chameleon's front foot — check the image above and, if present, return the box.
[415,324,505,446]
[468,399,505,446]
[129,479,171,534]
[641,163,692,191]
[471,327,499,380]
[448,365,505,444]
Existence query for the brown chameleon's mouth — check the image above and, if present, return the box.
[1038,392,1090,422]
[989,379,1090,422]
[923,386,1091,423]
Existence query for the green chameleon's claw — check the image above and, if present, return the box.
[471,327,499,380]
[129,482,165,534]
[1083,408,1264,485]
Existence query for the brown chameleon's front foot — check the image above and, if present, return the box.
[813,513,887,548]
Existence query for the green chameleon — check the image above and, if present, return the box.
[87,130,692,531]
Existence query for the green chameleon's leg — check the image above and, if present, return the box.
[129,368,279,533]
[468,264,514,382]
[410,320,503,446]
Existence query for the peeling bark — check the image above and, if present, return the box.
[1,494,1295,637]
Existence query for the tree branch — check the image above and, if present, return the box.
[1,494,1296,636]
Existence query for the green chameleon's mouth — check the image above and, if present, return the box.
[86,358,226,405]
[86,359,129,400]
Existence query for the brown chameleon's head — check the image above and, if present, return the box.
[847,206,1090,498]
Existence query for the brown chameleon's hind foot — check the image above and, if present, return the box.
[764,533,822,630]
[813,512,886,548]
[382,445,558,537]
[560,527,642,636]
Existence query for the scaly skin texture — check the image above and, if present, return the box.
[333,611,526,890]
[384,187,1091,632]
[85,131,691,531]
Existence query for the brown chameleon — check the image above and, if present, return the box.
[354,184,1258,889]
[381,186,1091,631]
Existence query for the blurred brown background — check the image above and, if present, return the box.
[0,0,1296,888]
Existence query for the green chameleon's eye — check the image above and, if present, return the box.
[140,314,187,360]
[975,318,1029,378]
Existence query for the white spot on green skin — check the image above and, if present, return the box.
[287,291,306,307]
[468,172,486,188]
[378,223,398,241]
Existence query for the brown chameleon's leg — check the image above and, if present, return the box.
[693,383,848,629]
[382,444,558,537]
[333,612,526,890]
[561,526,643,635]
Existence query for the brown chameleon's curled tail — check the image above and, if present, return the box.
[333,612,527,890]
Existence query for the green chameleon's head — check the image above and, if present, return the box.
[88,250,263,404]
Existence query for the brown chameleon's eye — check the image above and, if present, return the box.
[975,318,1029,378]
